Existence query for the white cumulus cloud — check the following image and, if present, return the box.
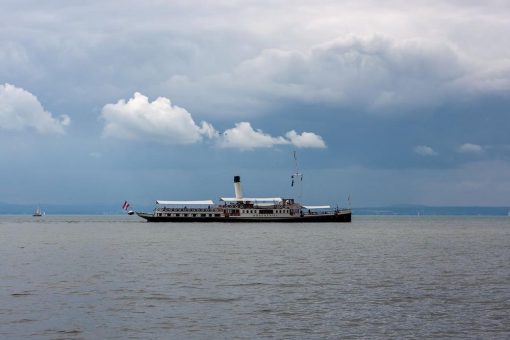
[0,83,70,134]
[285,130,326,148]
[101,92,216,144]
[458,143,484,154]
[101,93,327,150]
[414,145,437,156]
[219,122,289,150]
[219,123,326,150]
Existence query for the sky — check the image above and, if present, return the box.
[1,0,510,207]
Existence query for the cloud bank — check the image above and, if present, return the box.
[161,33,510,116]
[232,36,467,110]
[0,83,70,134]
[101,93,326,150]
[2,1,510,119]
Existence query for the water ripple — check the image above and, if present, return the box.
[0,216,509,338]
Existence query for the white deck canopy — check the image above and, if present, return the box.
[302,205,331,209]
[220,197,283,203]
[156,200,214,205]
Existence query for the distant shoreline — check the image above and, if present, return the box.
[0,207,510,218]
[1,204,508,217]
[355,206,510,216]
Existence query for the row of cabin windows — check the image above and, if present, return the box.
[156,213,221,217]
[240,209,289,214]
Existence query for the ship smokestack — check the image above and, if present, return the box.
[234,175,243,200]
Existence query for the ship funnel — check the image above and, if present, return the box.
[234,175,243,200]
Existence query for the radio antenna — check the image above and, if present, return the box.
[291,151,303,201]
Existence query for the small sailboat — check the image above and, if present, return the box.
[33,207,44,217]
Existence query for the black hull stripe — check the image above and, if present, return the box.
[136,213,352,223]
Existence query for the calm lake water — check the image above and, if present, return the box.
[1,216,509,339]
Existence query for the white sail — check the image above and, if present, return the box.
[33,207,43,216]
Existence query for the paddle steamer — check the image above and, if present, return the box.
[136,176,351,223]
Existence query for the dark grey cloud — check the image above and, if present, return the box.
[160,34,510,120]
[2,0,509,115]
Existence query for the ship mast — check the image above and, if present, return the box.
[291,151,303,202]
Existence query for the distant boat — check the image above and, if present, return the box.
[33,207,44,217]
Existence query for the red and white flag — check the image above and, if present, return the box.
[122,200,130,210]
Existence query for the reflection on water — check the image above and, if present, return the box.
[1,216,509,338]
